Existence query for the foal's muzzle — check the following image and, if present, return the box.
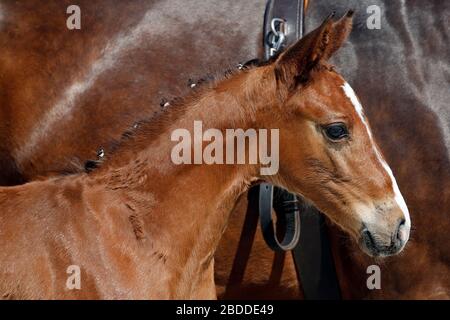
[360,219,409,257]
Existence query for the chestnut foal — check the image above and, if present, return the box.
[0,13,410,299]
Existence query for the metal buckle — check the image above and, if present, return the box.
[267,18,286,57]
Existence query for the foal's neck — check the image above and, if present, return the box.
[90,66,275,295]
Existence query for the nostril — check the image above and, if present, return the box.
[396,218,407,243]
[362,229,376,250]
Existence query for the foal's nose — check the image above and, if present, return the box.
[361,218,409,257]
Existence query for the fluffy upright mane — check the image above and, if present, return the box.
[81,61,261,174]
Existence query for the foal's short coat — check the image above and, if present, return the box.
[0,13,410,299]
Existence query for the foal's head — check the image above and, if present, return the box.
[258,12,410,257]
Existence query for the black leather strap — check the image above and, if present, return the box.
[258,183,301,251]
[264,0,306,59]
[291,204,341,299]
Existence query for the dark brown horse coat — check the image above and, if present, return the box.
[0,0,448,299]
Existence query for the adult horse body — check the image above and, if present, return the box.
[0,0,448,299]
[0,15,410,299]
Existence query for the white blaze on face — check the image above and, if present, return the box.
[341,82,411,235]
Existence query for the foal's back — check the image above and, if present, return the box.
[0,176,163,299]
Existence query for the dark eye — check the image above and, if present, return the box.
[324,123,349,141]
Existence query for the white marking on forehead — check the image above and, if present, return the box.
[341,82,411,229]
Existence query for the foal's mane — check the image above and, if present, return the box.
[81,61,262,174]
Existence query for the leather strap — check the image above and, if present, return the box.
[291,204,341,299]
[264,0,306,59]
[258,183,301,251]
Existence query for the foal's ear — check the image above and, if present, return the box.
[323,10,354,60]
[274,10,353,89]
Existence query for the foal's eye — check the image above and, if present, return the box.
[323,123,349,141]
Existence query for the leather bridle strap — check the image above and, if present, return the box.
[264,0,306,59]
[259,183,301,251]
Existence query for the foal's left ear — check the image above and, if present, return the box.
[274,10,353,90]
